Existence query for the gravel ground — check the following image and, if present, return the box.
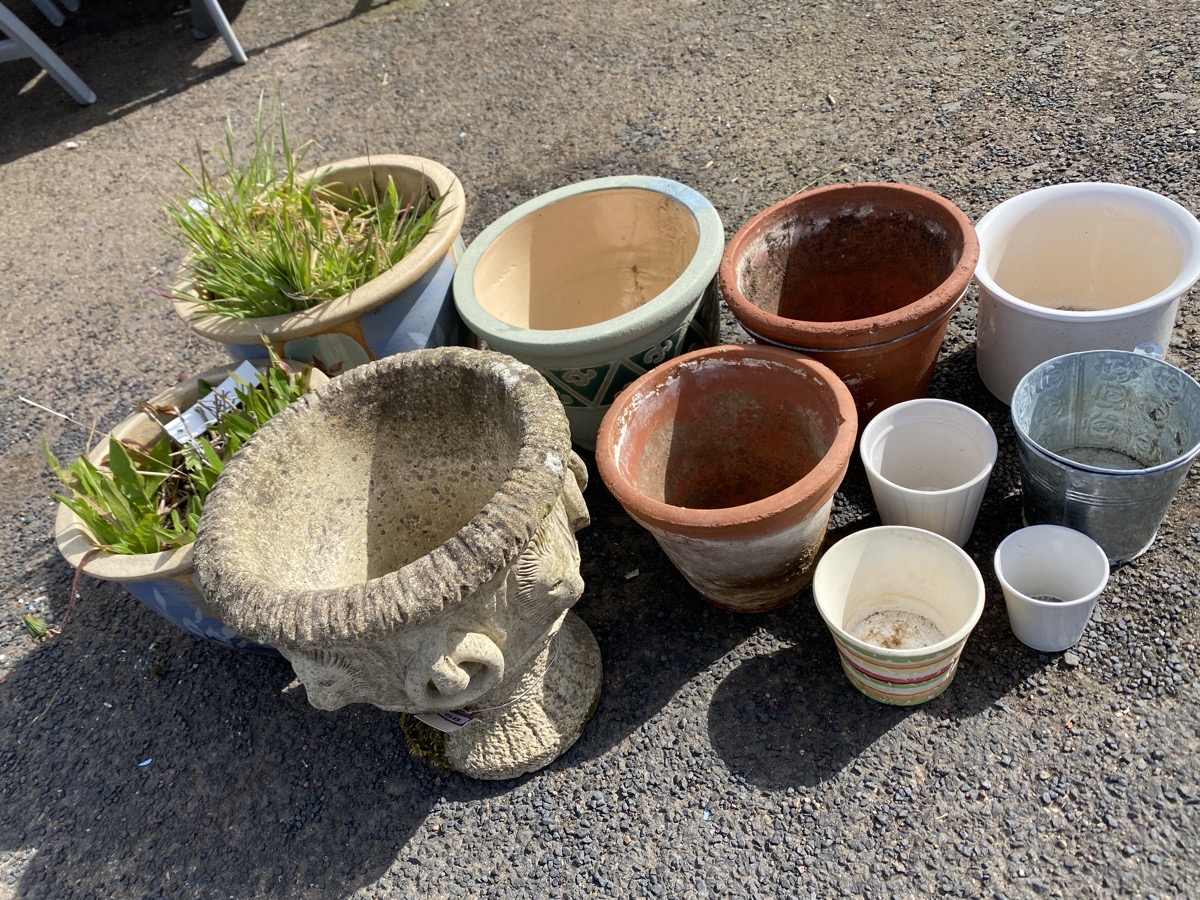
[2,0,1200,897]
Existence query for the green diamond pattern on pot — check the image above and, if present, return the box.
[544,363,613,407]
[640,336,677,367]
[544,324,702,409]
[680,319,711,356]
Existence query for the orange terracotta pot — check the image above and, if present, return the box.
[595,344,857,613]
[719,182,979,425]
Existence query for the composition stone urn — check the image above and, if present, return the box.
[193,348,600,780]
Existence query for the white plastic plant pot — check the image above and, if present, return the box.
[974,182,1200,404]
[452,175,724,450]
[812,526,985,706]
[858,398,997,546]
[994,525,1110,653]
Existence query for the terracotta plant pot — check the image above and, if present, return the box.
[719,182,979,424]
[193,348,601,780]
[173,155,467,376]
[452,175,724,450]
[53,362,327,652]
[595,344,858,613]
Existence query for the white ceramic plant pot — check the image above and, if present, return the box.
[859,398,997,546]
[974,182,1200,404]
[813,526,985,706]
[452,175,724,450]
[994,525,1110,653]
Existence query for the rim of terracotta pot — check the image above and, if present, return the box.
[974,181,1200,322]
[54,361,327,583]
[193,347,574,647]
[595,343,858,534]
[452,175,724,357]
[719,182,980,351]
[172,155,467,344]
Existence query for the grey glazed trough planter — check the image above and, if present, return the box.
[452,175,724,450]
[193,347,600,780]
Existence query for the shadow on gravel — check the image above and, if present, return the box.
[560,454,765,765]
[0,556,515,898]
[0,0,386,165]
[707,642,914,789]
[0,0,248,165]
[706,337,1059,786]
[0,455,756,897]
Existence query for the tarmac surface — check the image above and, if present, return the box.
[2,0,1200,897]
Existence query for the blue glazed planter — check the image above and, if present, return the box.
[452,175,724,450]
[52,363,325,652]
[172,156,467,376]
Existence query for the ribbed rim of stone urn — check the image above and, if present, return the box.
[193,347,572,647]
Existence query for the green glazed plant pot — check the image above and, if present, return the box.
[172,155,467,376]
[452,175,725,450]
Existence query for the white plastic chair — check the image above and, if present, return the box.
[35,1,246,69]
[0,1,95,104]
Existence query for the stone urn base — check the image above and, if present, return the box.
[401,612,601,779]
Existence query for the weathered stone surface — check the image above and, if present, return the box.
[194,347,600,779]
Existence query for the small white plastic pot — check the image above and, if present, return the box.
[994,525,1110,653]
[859,398,997,546]
[974,182,1200,404]
[813,526,985,706]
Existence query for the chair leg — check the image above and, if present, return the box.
[192,0,247,64]
[58,0,79,10]
[31,0,64,27]
[0,3,95,104]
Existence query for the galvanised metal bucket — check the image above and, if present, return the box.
[1011,349,1200,563]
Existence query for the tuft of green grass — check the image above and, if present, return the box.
[161,92,444,319]
[48,355,313,556]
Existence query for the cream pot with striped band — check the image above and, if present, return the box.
[813,526,985,706]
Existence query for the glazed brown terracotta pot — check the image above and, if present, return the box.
[719,182,979,424]
[595,344,858,613]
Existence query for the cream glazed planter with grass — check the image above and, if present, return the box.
[173,155,467,376]
[53,362,328,653]
[452,175,725,450]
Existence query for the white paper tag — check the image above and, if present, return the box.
[413,710,475,733]
[163,360,261,448]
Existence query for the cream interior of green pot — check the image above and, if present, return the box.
[472,188,701,330]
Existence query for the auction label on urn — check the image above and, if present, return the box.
[413,710,475,733]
